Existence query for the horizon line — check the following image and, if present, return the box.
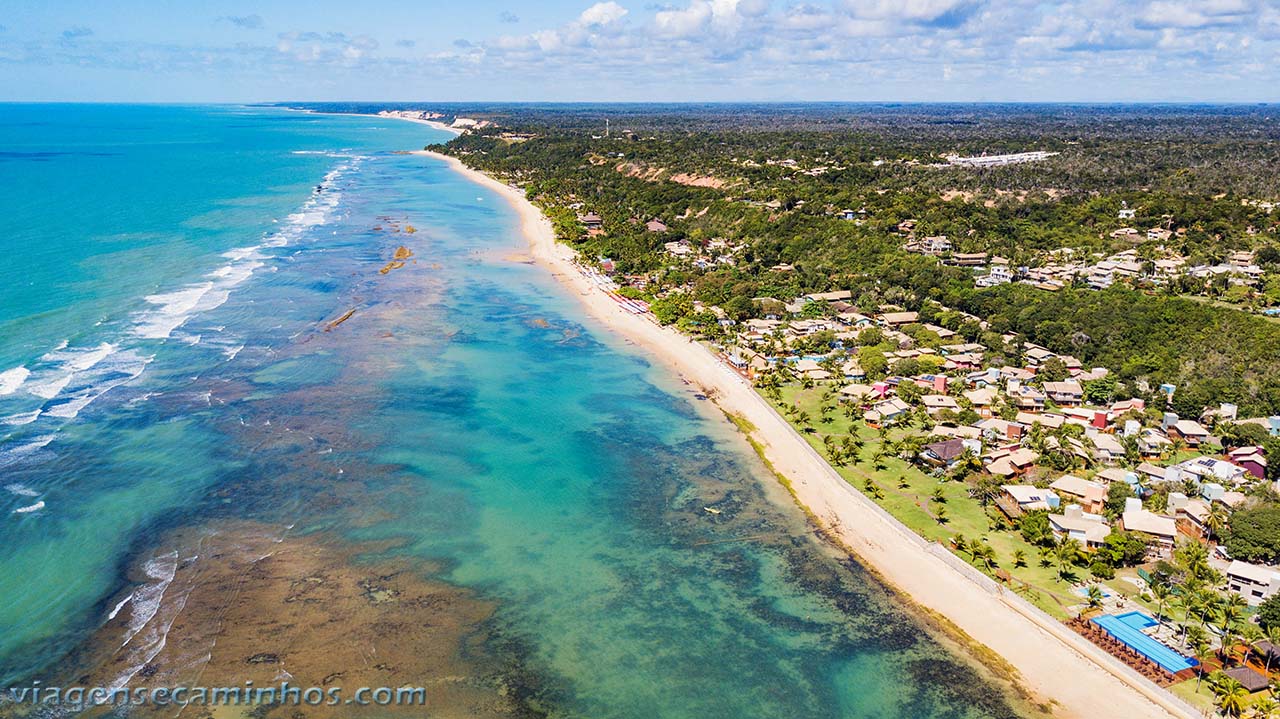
[1,99,1278,107]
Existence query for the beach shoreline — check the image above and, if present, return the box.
[414,148,1195,719]
[369,111,462,135]
[287,107,465,136]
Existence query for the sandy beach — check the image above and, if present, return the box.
[371,110,462,135]
[416,149,1196,719]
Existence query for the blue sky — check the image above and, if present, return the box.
[1,0,1278,102]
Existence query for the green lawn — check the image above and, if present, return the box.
[767,382,1094,618]
[1168,677,1219,713]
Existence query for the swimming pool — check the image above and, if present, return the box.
[1091,613,1198,673]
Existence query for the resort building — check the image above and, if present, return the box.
[1167,419,1210,447]
[1090,433,1127,464]
[1227,446,1268,480]
[920,438,981,469]
[1042,380,1083,406]
[1225,560,1280,606]
[921,394,960,416]
[997,484,1057,518]
[865,397,911,425]
[1049,475,1107,514]
[1049,505,1112,548]
[986,448,1039,477]
[1119,498,1178,556]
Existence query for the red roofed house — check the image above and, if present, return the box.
[1227,446,1268,480]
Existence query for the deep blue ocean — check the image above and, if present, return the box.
[0,104,1023,718]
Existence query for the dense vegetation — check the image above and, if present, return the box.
[954,285,1280,414]
[406,104,1280,415]
[293,102,1280,415]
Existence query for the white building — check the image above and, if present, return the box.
[1049,505,1112,548]
[1226,560,1280,606]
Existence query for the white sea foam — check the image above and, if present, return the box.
[0,158,360,472]
[0,367,30,396]
[130,160,355,341]
[56,342,117,371]
[42,393,97,420]
[0,435,56,468]
[26,342,119,398]
[133,284,214,339]
[5,483,39,497]
[12,500,44,514]
[1,410,40,426]
[119,551,179,649]
[39,349,151,420]
[107,592,134,620]
[109,551,194,692]
[24,372,74,400]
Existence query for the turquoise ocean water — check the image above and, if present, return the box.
[0,104,1022,718]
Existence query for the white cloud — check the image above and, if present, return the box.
[4,0,1278,102]
[843,0,983,26]
[490,1,629,55]
[580,1,629,27]
[654,0,768,38]
[1138,0,1255,28]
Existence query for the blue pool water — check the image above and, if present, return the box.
[1092,613,1197,673]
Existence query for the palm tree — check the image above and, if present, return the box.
[1178,592,1206,646]
[1085,585,1105,610]
[1149,580,1173,623]
[1191,630,1213,693]
[1054,538,1083,582]
[872,449,887,472]
[847,445,863,466]
[1038,546,1054,569]
[1196,589,1223,635]
[819,403,835,423]
[949,448,983,482]
[1223,592,1248,619]
[1218,617,1242,668]
[1013,549,1027,568]
[1175,539,1211,580]
[968,474,1002,506]
[1252,696,1278,719]
[971,542,997,571]
[1205,502,1231,540]
[1265,624,1280,675]
[1209,674,1249,718]
[1240,624,1266,671]
[1185,624,1209,656]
